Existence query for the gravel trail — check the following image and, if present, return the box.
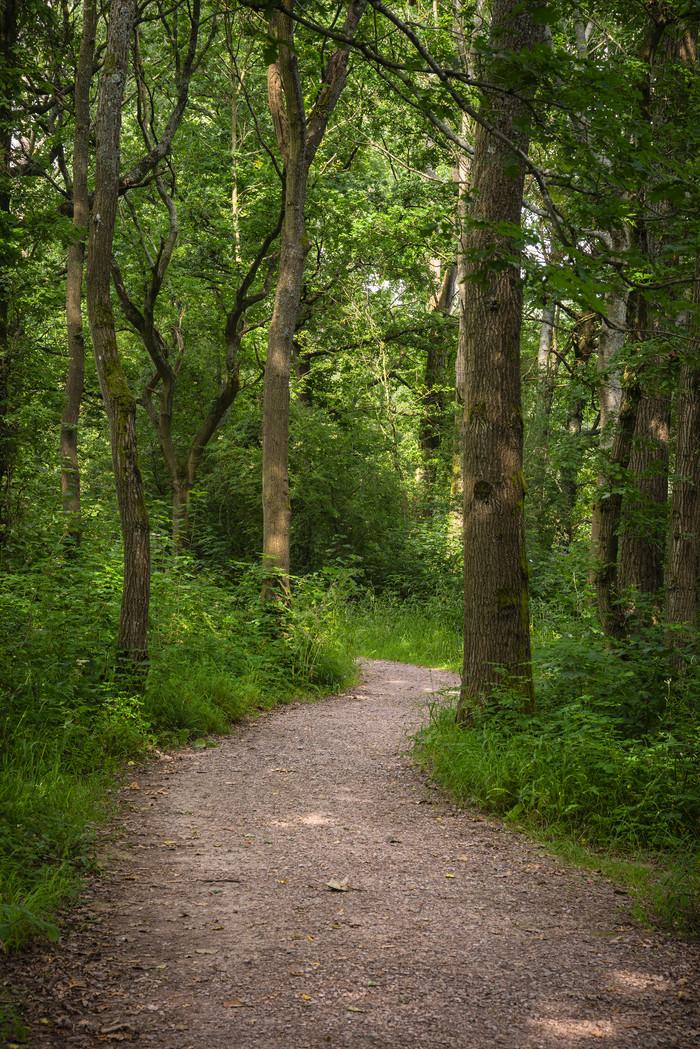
[6,659,699,1048]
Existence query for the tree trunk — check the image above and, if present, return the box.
[588,237,629,589]
[594,381,641,642]
[0,0,16,554]
[665,266,700,641]
[261,0,367,601]
[450,0,487,532]
[450,130,471,524]
[528,300,556,542]
[458,0,544,716]
[419,263,456,499]
[86,0,150,678]
[61,0,96,551]
[619,389,670,601]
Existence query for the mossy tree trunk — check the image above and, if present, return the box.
[458,0,544,717]
[0,0,16,554]
[86,0,150,679]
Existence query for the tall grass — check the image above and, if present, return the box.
[338,590,463,671]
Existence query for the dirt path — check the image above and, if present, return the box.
[6,659,699,1048]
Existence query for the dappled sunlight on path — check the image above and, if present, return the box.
[5,660,698,1048]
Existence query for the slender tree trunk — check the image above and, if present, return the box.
[458,0,544,716]
[419,263,456,500]
[61,0,96,551]
[666,265,700,641]
[261,0,367,601]
[0,0,16,554]
[528,301,556,541]
[451,0,486,531]
[588,241,629,589]
[594,382,641,641]
[450,131,471,523]
[86,0,150,677]
[561,399,583,545]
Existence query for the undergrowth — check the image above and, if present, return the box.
[0,526,356,960]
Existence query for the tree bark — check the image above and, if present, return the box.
[593,285,648,641]
[61,0,96,551]
[665,264,700,640]
[458,0,545,716]
[618,389,670,600]
[0,0,16,553]
[86,0,150,678]
[261,0,367,601]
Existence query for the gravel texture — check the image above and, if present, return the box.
[4,659,699,1048]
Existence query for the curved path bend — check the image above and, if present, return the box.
[8,660,699,1048]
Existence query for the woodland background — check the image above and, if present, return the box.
[0,0,699,1003]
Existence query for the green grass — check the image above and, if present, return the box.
[412,683,700,934]
[338,592,463,671]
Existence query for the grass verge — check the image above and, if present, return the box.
[0,551,356,984]
[412,688,700,935]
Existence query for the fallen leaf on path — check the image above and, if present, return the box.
[224,998,250,1009]
[347,1006,366,1013]
[194,948,217,954]
[326,878,350,892]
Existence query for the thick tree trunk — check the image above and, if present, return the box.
[86,0,150,678]
[262,21,308,600]
[61,0,96,551]
[458,0,544,716]
[619,390,670,600]
[0,0,16,553]
[666,268,700,639]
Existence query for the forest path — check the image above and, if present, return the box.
[10,659,699,1048]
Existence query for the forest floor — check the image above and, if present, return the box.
[3,659,699,1049]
